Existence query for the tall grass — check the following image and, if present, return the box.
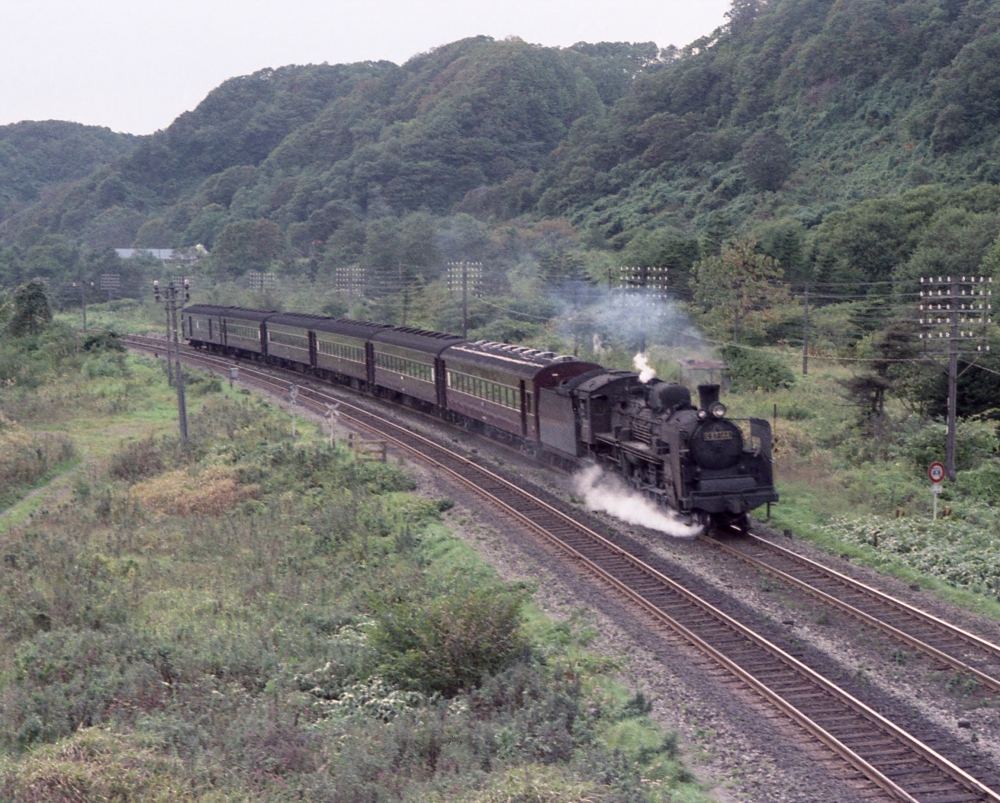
[0,390,706,802]
[0,415,75,509]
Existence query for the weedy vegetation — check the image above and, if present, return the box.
[0,345,707,802]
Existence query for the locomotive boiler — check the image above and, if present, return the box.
[538,370,777,530]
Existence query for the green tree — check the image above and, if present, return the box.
[738,128,793,192]
[6,279,52,336]
[210,219,286,278]
[691,237,789,342]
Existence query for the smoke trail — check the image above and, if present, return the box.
[547,281,715,362]
[633,352,656,383]
[573,464,703,538]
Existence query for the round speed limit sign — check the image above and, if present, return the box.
[928,461,946,484]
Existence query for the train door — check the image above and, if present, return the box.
[435,357,447,408]
[221,318,227,347]
[519,379,527,437]
[308,331,318,369]
[365,342,375,386]
[208,319,213,341]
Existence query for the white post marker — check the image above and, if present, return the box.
[289,384,299,438]
[928,461,945,519]
[229,365,239,388]
[325,402,340,447]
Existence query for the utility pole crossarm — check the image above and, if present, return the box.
[918,275,993,481]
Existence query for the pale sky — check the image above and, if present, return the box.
[0,0,731,135]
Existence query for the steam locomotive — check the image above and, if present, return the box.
[182,304,777,530]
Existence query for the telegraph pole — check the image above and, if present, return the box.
[447,262,483,338]
[802,284,810,376]
[919,275,992,481]
[617,266,669,354]
[154,279,190,442]
[947,275,959,481]
[164,301,174,386]
[462,262,468,338]
[72,279,91,332]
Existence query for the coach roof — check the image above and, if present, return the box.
[267,313,391,340]
[443,340,574,379]
[184,306,278,323]
[370,326,466,356]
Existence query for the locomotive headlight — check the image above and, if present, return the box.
[698,409,708,420]
[710,402,727,419]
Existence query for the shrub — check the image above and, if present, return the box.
[372,576,526,696]
[186,373,222,395]
[81,331,125,353]
[829,515,1000,598]
[958,459,1000,505]
[721,345,795,392]
[782,404,814,421]
[108,437,165,484]
[0,727,189,801]
[129,465,259,515]
[81,352,129,379]
[2,627,170,750]
[900,418,998,472]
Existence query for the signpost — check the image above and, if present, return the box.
[928,461,945,519]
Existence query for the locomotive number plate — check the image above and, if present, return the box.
[703,430,733,441]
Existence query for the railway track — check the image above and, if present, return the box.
[704,532,1000,695]
[126,335,1000,803]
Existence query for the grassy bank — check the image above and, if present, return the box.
[0,346,707,802]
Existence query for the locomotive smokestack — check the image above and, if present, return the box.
[698,384,720,412]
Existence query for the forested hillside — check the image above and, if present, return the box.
[0,121,135,225]
[0,38,657,254]
[6,0,1000,326]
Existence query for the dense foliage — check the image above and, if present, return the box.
[0,121,135,225]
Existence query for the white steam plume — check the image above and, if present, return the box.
[573,464,703,538]
[633,352,656,383]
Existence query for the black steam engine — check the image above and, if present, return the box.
[183,304,777,531]
[539,371,777,530]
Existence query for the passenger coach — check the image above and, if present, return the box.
[441,340,599,441]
